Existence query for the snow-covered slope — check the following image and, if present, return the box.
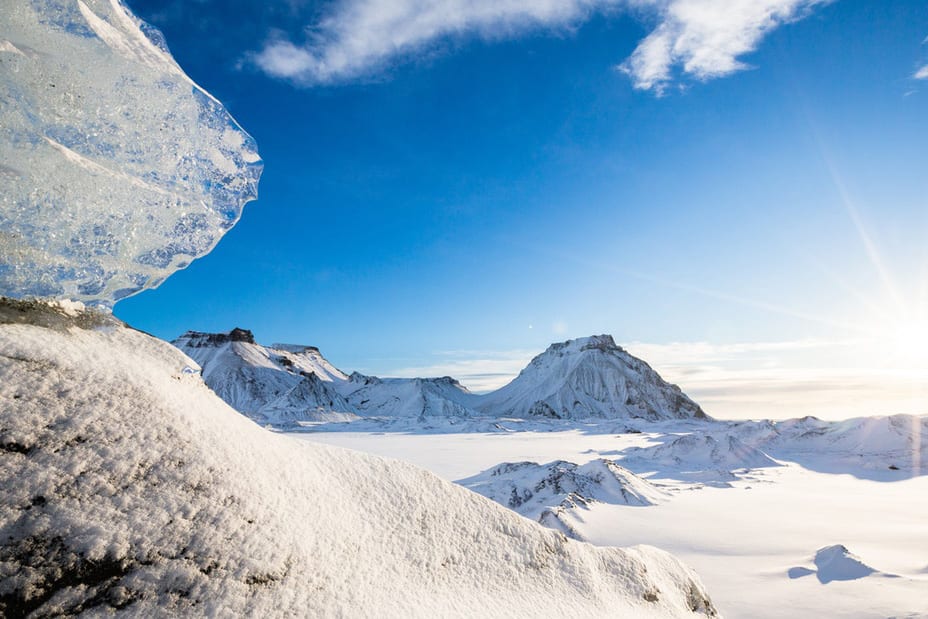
[478,335,709,421]
[623,433,781,472]
[338,373,478,418]
[0,300,717,617]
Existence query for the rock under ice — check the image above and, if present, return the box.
[0,0,261,307]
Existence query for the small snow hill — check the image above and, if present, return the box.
[0,299,717,617]
[478,335,710,421]
[788,544,900,584]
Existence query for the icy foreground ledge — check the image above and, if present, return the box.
[0,301,717,617]
[0,1,261,307]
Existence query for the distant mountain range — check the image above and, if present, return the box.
[173,331,709,426]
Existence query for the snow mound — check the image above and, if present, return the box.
[787,544,897,584]
[622,432,780,475]
[477,335,709,421]
[0,302,717,617]
[0,1,261,307]
[461,459,669,520]
[812,545,876,583]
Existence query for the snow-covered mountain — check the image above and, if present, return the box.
[173,330,481,424]
[478,335,709,421]
[0,299,717,617]
[174,331,710,426]
[173,329,355,424]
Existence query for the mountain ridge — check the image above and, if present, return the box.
[172,331,710,426]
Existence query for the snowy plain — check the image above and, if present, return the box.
[294,425,928,619]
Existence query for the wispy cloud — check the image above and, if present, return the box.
[250,0,830,92]
[387,348,536,393]
[619,0,830,93]
[915,34,928,79]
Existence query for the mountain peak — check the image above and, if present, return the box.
[546,335,622,355]
[481,334,709,421]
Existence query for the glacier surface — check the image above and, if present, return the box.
[0,0,261,307]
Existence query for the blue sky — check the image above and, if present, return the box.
[117,0,928,419]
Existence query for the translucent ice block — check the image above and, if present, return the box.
[0,0,262,307]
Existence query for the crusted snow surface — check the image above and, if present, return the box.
[460,459,668,521]
[0,1,261,307]
[477,335,709,421]
[0,303,717,617]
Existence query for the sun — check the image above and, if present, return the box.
[883,317,928,370]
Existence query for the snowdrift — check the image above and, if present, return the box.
[0,301,717,617]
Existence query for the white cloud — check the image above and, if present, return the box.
[250,0,830,92]
[252,0,617,84]
[387,349,536,393]
[915,64,928,80]
[620,0,829,93]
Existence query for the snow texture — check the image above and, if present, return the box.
[0,299,717,617]
[175,331,709,426]
[0,1,261,307]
